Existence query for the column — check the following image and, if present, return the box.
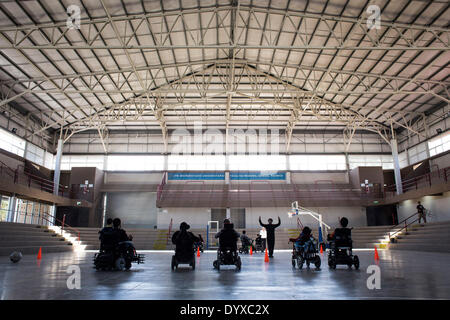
[391,139,403,195]
[53,139,63,195]
[226,207,231,220]
[7,195,17,222]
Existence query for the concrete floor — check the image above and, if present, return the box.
[1,249,450,300]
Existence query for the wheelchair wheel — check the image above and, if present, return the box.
[115,257,126,271]
[125,260,132,270]
[238,248,243,254]
[329,257,336,269]
[236,257,242,271]
[171,256,177,271]
[297,256,304,269]
[314,256,321,269]
[353,255,360,270]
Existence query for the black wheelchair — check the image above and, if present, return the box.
[254,237,265,253]
[238,239,255,254]
[327,229,359,270]
[94,241,144,271]
[171,248,196,270]
[213,247,242,271]
[193,240,204,253]
[289,238,321,270]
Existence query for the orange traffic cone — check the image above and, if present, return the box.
[197,247,200,257]
[250,246,253,255]
[37,247,42,260]
[264,248,269,262]
[320,244,323,254]
[374,246,380,261]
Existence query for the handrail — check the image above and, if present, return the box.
[0,160,70,197]
[166,218,173,245]
[157,171,167,201]
[41,211,81,242]
[385,166,450,194]
[389,216,421,239]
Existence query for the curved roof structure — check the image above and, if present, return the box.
[0,0,449,151]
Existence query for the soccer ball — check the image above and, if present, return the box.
[9,251,23,263]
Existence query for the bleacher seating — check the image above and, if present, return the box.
[0,221,73,256]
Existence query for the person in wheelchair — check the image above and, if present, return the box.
[193,233,205,253]
[99,218,114,250]
[327,217,359,269]
[239,230,255,254]
[290,226,316,254]
[254,234,264,252]
[94,218,143,270]
[213,219,242,270]
[171,222,199,270]
[289,226,321,269]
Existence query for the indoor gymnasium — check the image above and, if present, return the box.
[0,0,449,302]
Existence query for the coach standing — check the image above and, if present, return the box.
[259,216,281,258]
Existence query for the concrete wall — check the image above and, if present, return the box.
[158,206,367,230]
[105,172,163,184]
[430,151,450,171]
[397,191,450,223]
[106,192,158,229]
[0,150,24,170]
[157,207,211,229]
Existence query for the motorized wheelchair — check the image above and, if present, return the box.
[94,240,144,271]
[289,237,321,270]
[238,239,255,254]
[171,247,196,270]
[327,228,359,270]
[193,239,204,253]
[254,236,265,253]
[213,247,242,271]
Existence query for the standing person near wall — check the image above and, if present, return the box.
[417,201,427,223]
[259,227,267,251]
[259,216,281,258]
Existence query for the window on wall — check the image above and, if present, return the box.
[107,155,165,171]
[229,155,286,171]
[428,131,450,157]
[44,152,54,170]
[0,128,26,156]
[25,143,45,166]
[0,196,9,221]
[348,154,394,169]
[168,155,225,171]
[60,155,104,170]
[398,151,408,168]
[289,155,346,171]
[408,142,428,165]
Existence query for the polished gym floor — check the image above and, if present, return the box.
[1,249,449,300]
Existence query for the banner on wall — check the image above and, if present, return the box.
[230,171,286,180]
[167,172,225,180]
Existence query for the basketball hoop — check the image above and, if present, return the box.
[288,201,300,218]
[287,208,299,218]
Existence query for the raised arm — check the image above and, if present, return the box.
[274,216,281,228]
[259,216,267,227]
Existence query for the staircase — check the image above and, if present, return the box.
[388,221,450,253]
[0,221,74,256]
[63,225,395,251]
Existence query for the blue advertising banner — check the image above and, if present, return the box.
[168,172,225,180]
[230,171,286,180]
